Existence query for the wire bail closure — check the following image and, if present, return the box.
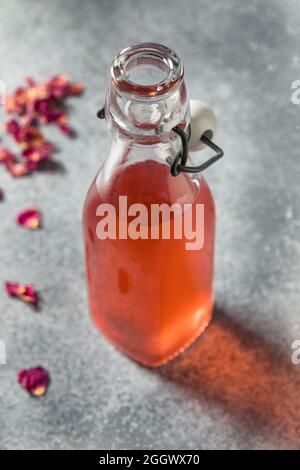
[97,107,224,176]
[170,125,224,176]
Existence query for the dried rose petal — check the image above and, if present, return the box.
[5,75,84,118]
[5,119,43,147]
[2,75,84,178]
[4,118,19,135]
[5,88,28,115]
[5,158,36,177]
[5,282,39,305]
[59,123,73,135]
[49,74,71,99]
[23,140,54,163]
[18,366,49,397]
[58,116,73,135]
[26,77,36,87]
[16,208,41,230]
[22,148,47,163]
[0,147,15,163]
[68,82,84,96]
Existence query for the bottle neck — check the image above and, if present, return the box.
[96,124,200,206]
[98,125,182,189]
[97,43,194,190]
[105,43,189,138]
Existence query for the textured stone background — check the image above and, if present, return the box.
[0,0,300,450]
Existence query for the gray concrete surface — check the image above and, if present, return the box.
[0,0,300,450]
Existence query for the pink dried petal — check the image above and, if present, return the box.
[31,139,55,157]
[5,282,39,305]
[4,119,20,136]
[19,114,36,127]
[49,74,70,99]
[26,77,36,87]
[48,75,84,100]
[58,118,73,135]
[59,124,73,135]
[19,126,42,146]
[5,118,43,148]
[5,88,28,115]
[55,113,73,135]
[18,366,49,397]
[16,208,41,230]
[33,99,52,118]
[68,82,84,96]
[5,159,29,177]
[22,148,47,163]
[24,85,49,111]
[0,147,15,163]
[2,75,84,180]
[23,142,54,163]
[51,74,69,86]
[37,103,65,124]
[5,158,36,177]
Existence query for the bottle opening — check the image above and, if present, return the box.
[124,55,169,87]
[107,43,188,135]
[111,43,183,98]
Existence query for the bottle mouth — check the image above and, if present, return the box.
[111,43,183,99]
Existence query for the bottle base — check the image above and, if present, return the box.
[93,307,213,368]
[124,316,212,368]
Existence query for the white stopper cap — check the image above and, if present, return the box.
[189,99,217,152]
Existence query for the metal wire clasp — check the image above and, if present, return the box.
[168,125,224,176]
[97,107,224,176]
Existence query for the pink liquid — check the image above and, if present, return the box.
[83,160,215,366]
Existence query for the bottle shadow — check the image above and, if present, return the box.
[36,158,66,174]
[156,305,300,446]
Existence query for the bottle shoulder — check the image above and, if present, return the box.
[85,160,209,207]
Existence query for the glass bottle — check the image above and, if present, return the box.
[83,43,215,367]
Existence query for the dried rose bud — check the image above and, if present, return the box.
[18,366,49,397]
[5,282,39,305]
[16,208,41,230]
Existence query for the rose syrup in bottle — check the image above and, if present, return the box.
[83,43,215,366]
